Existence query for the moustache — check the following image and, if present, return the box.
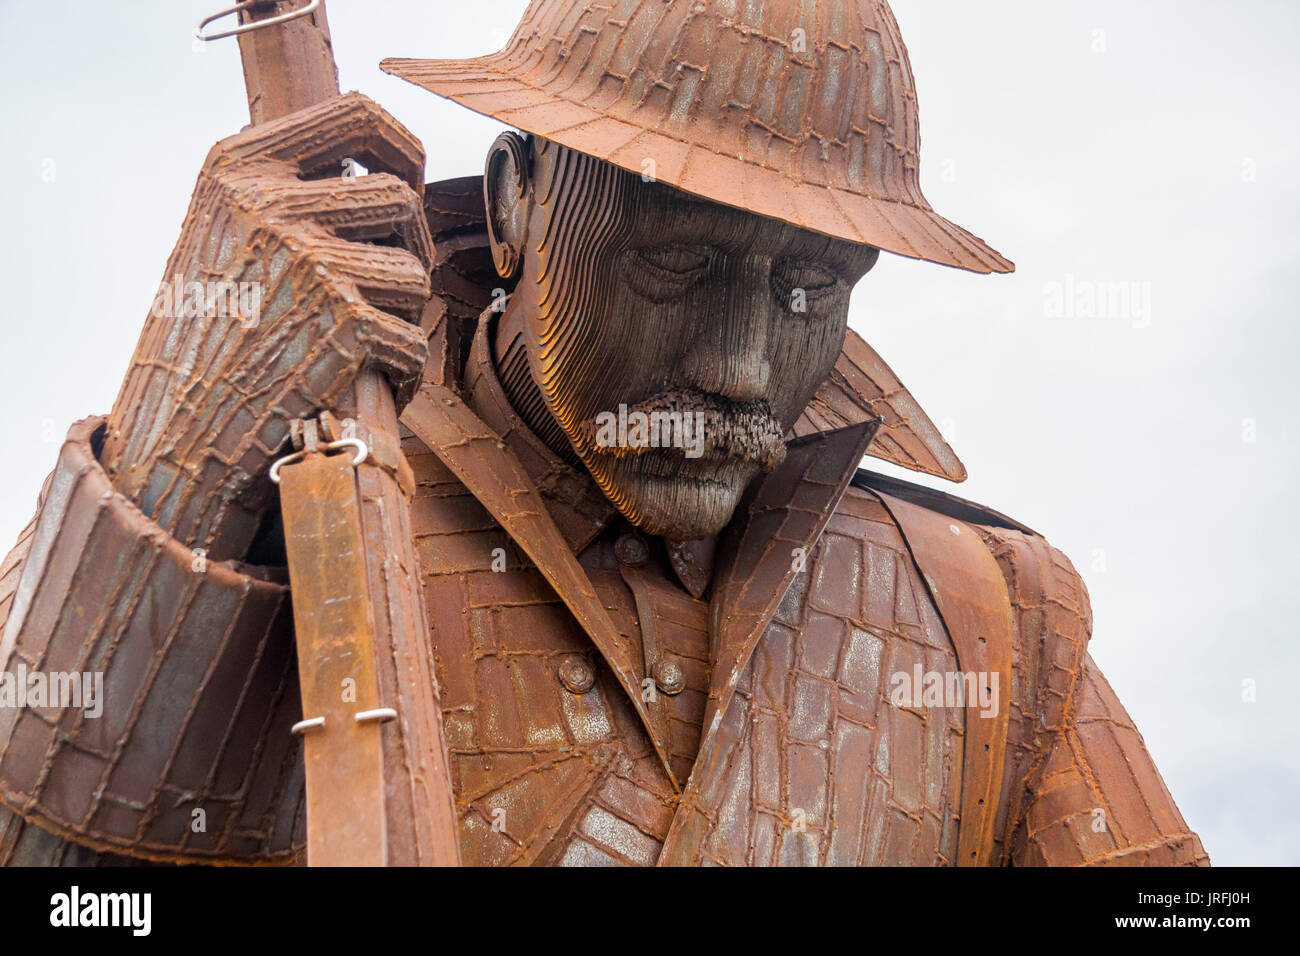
[577,388,788,472]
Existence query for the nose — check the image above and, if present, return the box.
[680,257,773,401]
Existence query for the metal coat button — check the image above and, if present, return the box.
[614,534,649,567]
[653,659,685,696]
[558,655,595,694]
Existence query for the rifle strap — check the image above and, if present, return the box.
[278,446,389,866]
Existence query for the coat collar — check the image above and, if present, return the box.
[701,419,881,740]
[401,362,880,795]
[400,379,684,785]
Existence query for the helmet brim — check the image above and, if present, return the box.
[383,54,1014,275]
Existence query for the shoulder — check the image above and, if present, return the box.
[846,468,1038,536]
[844,469,1085,609]
[844,468,1092,636]
[842,468,1093,729]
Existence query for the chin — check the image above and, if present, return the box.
[585,452,762,541]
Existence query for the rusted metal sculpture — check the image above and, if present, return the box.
[0,0,1207,867]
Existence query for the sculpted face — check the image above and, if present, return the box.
[488,136,879,541]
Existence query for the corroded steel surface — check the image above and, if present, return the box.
[0,419,303,864]
[98,92,432,560]
[383,0,1013,274]
[402,378,680,788]
[0,390,1209,865]
[278,450,388,866]
[396,308,1205,865]
[0,0,1208,868]
[871,490,1012,866]
[794,328,967,482]
[235,0,340,125]
[420,172,968,483]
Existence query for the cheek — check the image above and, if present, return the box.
[593,286,696,399]
[539,266,691,417]
[766,306,850,415]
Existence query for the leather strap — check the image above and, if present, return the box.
[871,491,1014,867]
[278,450,387,866]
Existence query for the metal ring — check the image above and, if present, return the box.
[270,437,369,484]
[291,716,325,735]
[355,708,398,725]
[195,0,322,43]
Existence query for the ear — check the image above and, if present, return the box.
[484,131,531,281]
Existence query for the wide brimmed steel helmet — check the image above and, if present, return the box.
[383,0,1012,275]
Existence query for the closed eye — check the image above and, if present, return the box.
[771,259,843,310]
[621,244,711,301]
[636,244,710,275]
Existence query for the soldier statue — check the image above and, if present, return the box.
[0,0,1206,866]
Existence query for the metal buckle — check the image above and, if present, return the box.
[269,437,369,484]
[195,0,322,43]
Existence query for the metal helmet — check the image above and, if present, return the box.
[383,0,1012,275]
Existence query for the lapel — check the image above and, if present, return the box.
[657,419,881,862]
[701,419,883,738]
[793,327,965,482]
[460,314,618,553]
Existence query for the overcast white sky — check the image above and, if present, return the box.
[0,0,1295,866]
